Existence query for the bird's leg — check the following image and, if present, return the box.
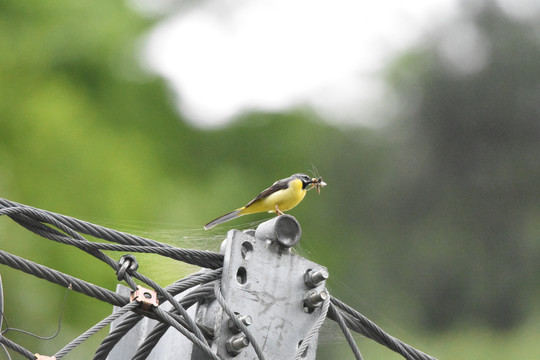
[275,205,284,215]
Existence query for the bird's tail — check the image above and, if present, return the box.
[204,208,244,230]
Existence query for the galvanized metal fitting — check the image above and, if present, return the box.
[225,334,250,356]
[302,289,328,312]
[304,268,329,288]
[228,314,253,333]
[255,214,302,248]
[130,285,159,311]
[117,254,139,281]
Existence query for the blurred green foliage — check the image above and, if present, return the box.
[1,0,539,358]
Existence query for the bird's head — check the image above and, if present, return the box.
[292,173,313,189]
[292,173,327,191]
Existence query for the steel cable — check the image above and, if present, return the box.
[0,199,223,268]
[293,294,330,360]
[93,273,220,360]
[0,250,127,307]
[1,199,439,360]
[329,296,437,360]
[0,335,35,359]
[152,306,220,360]
[214,281,265,360]
[93,312,143,360]
[328,302,364,360]
[128,270,209,346]
[54,301,139,359]
[131,282,216,360]
[0,200,224,269]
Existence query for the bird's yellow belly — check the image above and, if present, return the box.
[241,181,306,215]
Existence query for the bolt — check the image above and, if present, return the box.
[226,334,250,356]
[304,269,329,288]
[303,290,328,312]
[306,289,328,303]
[228,314,253,333]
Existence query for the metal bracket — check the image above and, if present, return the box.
[107,215,327,360]
[203,215,328,359]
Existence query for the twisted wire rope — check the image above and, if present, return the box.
[0,335,34,360]
[93,272,220,360]
[54,301,139,359]
[328,302,364,360]
[214,281,265,360]
[293,295,330,360]
[329,296,437,360]
[0,199,439,360]
[131,282,216,360]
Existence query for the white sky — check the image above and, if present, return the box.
[133,0,538,128]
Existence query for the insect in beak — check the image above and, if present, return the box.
[308,177,327,194]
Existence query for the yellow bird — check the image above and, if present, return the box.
[204,173,326,230]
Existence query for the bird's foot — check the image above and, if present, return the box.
[275,206,284,216]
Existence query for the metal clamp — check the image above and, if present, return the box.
[117,254,139,281]
[130,285,159,311]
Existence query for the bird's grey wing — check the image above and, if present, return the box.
[244,178,290,208]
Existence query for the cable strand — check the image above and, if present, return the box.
[1,199,439,360]
[293,294,330,360]
[329,296,437,360]
[0,250,127,307]
[328,302,364,360]
[0,335,34,360]
[214,281,265,360]
[54,302,139,359]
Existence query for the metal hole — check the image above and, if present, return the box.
[241,241,253,260]
[236,267,247,285]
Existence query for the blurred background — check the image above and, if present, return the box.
[1,0,539,358]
